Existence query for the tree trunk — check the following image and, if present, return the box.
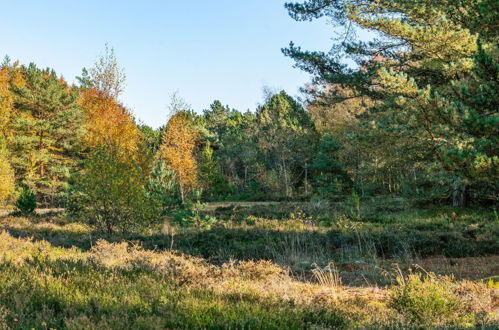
[106,221,114,235]
[282,159,289,198]
[179,176,185,205]
[359,172,365,197]
[357,159,365,197]
[304,163,308,195]
[413,167,419,195]
[452,180,466,207]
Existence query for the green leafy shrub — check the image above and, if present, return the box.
[390,271,471,327]
[172,204,218,229]
[68,148,159,233]
[15,186,36,214]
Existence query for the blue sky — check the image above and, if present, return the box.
[1,1,334,128]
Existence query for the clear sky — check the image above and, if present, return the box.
[1,0,333,128]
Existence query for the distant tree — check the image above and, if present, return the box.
[202,100,233,143]
[78,44,126,99]
[138,123,163,155]
[146,159,179,210]
[256,91,319,197]
[214,110,261,194]
[160,111,198,204]
[311,135,351,198]
[167,91,191,118]
[198,141,229,199]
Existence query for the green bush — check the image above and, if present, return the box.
[390,271,471,327]
[68,148,159,234]
[15,186,36,214]
[172,204,217,229]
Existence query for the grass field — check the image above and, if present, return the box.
[0,198,498,329]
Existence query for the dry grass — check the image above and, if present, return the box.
[311,263,342,299]
[0,228,497,328]
[0,202,498,328]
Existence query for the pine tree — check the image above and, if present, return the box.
[311,135,351,198]
[284,0,498,204]
[256,91,319,197]
[202,100,233,143]
[146,159,179,210]
[138,124,163,155]
[8,63,84,204]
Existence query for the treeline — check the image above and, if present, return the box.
[0,0,497,230]
[0,46,323,231]
[0,45,345,213]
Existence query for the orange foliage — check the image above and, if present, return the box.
[0,65,19,201]
[160,111,198,203]
[0,68,11,132]
[0,144,14,201]
[79,88,139,154]
[0,63,25,133]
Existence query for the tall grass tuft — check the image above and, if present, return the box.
[312,262,342,299]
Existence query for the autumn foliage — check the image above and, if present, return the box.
[72,88,151,231]
[0,62,25,131]
[0,146,14,202]
[0,67,12,132]
[160,111,198,203]
[79,88,140,154]
[0,64,18,201]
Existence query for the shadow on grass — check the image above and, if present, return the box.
[0,258,352,329]
[2,216,498,264]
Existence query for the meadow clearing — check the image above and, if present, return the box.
[0,198,497,329]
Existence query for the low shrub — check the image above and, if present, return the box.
[14,186,36,215]
[172,205,217,229]
[390,270,475,327]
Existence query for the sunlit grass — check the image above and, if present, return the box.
[0,200,497,328]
